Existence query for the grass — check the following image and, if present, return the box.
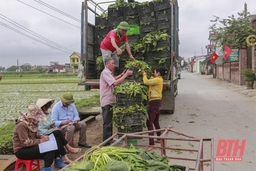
[0,73,100,154]
[75,92,100,109]
[0,122,15,154]
[0,73,81,84]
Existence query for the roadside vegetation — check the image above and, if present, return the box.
[0,73,100,154]
[209,10,256,48]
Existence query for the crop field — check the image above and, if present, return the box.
[0,76,98,126]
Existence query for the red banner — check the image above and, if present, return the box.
[210,52,219,64]
[224,45,233,60]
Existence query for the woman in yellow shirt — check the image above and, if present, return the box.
[141,66,167,150]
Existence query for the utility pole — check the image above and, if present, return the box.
[17,59,20,72]
[244,3,247,14]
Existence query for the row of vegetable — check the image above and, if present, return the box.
[0,83,95,126]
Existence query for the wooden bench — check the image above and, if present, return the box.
[0,155,17,171]
[78,107,101,121]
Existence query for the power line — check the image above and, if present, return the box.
[0,22,71,54]
[17,0,80,29]
[0,14,75,52]
[34,0,80,22]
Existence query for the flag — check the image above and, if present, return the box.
[223,45,233,60]
[210,52,219,64]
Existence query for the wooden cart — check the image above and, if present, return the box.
[61,126,214,171]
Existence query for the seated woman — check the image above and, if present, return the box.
[37,98,81,163]
[12,104,65,170]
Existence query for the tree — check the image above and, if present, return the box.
[7,66,18,72]
[20,63,31,71]
[0,67,5,71]
[36,66,47,73]
[209,10,256,48]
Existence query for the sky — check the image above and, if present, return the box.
[0,0,255,68]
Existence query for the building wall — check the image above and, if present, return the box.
[230,62,239,84]
[223,63,230,81]
[252,46,256,71]
[239,48,247,85]
[195,57,206,73]
[253,46,256,89]
[216,65,223,79]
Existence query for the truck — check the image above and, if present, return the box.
[79,0,179,114]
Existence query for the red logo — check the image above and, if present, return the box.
[215,139,246,162]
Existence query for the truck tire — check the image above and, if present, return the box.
[85,85,91,91]
[161,89,175,114]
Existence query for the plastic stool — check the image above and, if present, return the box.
[14,159,40,171]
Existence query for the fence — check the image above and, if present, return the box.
[215,46,256,85]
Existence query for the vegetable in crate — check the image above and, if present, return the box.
[113,81,148,99]
[126,60,151,80]
[112,104,147,133]
[113,82,148,133]
[125,60,152,74]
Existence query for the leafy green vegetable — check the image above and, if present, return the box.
[113,81,148,100]
[66,146,172,171]
[145,160,171,171]
[106,160,130,171]
[71,160,94,171]
[96,56,104,71]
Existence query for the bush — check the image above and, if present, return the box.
[240,68,255,81]
[0,122,15,154]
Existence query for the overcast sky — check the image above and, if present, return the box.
[0,0,255,68]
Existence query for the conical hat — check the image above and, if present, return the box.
[36,98,54,108]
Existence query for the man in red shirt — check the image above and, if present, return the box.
[100,21,135,69]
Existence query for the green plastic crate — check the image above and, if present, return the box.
[127,25,140,35]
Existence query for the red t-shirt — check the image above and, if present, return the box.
[100,29,128,52]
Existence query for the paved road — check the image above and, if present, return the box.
[159,71,256,171]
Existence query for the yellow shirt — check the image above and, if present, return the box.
[142,73,163,101]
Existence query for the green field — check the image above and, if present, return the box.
[0,73,100,154]
[0,73,99,125]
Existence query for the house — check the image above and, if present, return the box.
[70,52,81,73]
[194,55,207,74]
[201,56,212,75]
[49,64,64,73]
[48,62,66,73]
